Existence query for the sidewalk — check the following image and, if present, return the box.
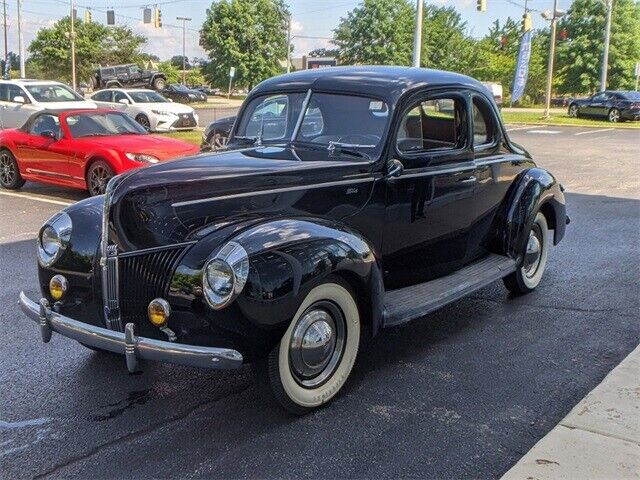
[502,344,640,480]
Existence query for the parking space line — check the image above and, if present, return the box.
[506,125,536,132]
[527,129,561,134]
[574,128,614,136]
[0,191,74,206]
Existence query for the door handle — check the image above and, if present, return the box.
[457,175,477,184]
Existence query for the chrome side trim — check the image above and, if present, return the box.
[19,292,243,372]
[171,177,375,208]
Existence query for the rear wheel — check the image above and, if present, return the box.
[503,212,549,294]
[135,114,151,131]
[152,77,166,90]
[0,149,25,190]
[207,131,228,150]
[86,160,114,196]
[568,104,579,118]
[608,108,620,123]
[268,279,360,415]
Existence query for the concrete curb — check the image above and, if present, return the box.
[501,344,640,479]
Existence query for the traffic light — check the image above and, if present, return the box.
[477,0,486,12]
[107,9,115,25]
[84,9,92,24]
[154,7,162,28]
[143,7,152,24]
[522,12,532,31]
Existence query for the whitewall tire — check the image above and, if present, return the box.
[503,212,549,294]
[268,279,360,415]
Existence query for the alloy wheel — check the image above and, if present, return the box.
[0,152,17,186]
[137,115,151,131]
[569,105,578,117]
[608,109,620,123]
[88,165,111,195]
[210,132,228,151]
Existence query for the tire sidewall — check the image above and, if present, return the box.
[0,149,24,189]
[274,282,360,410]
[608,108,619,122]
[520,212,549,290]
[86,160,114,196]
[136,114,151,131]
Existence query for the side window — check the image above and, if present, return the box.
[7,85,28,103]
[30,115,61,137]
[244,95,289,139]
[472,97,496,147]
[0,84,8,101]
[114,91,128,103]
[396,97,465,154]
[93,90,112,102]
[115,66,128,76]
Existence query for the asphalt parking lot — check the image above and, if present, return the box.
[1,125,638,479]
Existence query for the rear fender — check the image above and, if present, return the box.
[503,168,566,260]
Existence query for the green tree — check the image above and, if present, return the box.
[186,68,207,86]
[556,0,640,93]
[333,0,414,65]
[171,55,191,70]
[27,17,146,83]
[157,61,181,84]
[200,0,289,89]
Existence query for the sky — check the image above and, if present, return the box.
[3,0,573,61]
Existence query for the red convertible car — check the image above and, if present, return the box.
[0,109,200,195]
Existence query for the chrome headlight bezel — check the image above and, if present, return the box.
[203,241,249,310]
[37,212,72,267]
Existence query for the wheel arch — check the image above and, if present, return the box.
[84,154,119,180]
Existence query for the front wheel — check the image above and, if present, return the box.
[608,108,620,123]
[152,77,166,90]
[135,114,151,131]
[568,104,579,118]
[268,279,360,415]
[86,160,114,196]
[208,131,228,151]
[0,149,25,190]
[503,212,549,294]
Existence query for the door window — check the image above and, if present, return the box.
[396,97,466,154]
[5,85,28,103]
[239,94,291,140]
[472,96,496,148]
[30,114,61,138]
[114,91,129,103]
[92,90,113,102]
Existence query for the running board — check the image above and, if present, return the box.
[383,254,517,327]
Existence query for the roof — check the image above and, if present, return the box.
[0,79,67,85]
[251,66,486,104]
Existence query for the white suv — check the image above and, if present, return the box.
[91,88,198,131]
[0,79,97,129]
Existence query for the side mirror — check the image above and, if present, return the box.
[384,159,404,179]
[13,95,26,104]
[40,130,57,140]
[118,98,130,105]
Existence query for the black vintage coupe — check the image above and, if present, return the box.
[19,67,568,414]
[568,90,640,122]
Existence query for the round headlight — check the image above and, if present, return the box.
[202,242,249,310]
[37,212,72,267]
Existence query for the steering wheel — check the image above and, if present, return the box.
[337,134,380,145]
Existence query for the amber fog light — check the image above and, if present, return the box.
[148,298,171,327]
[49,275,68,301]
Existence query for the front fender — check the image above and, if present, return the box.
[504,168,566,260]
[169,218,384,359]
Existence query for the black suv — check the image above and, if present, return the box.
[92,64,167,91]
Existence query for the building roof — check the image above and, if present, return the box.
[251,66,486,104]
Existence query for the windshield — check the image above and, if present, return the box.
[129,91,169,103]
[66,111,147,138]
[172,84,190,92]
[25,84,84,102]
[233,91,389,159]
[621,92,640,101]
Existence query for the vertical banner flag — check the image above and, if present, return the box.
[511,30,532,103]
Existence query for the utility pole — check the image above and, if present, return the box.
[70,0,77,90]
[542,0,563,119]
[176,16,191,85]
[286,14,292,73]
[16,0,24,78]
[412,0,423,67]
[3,0,7,69]
[599,0,613,92]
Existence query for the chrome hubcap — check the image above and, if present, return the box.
[0,153,16,185]
[522,226,542,278]
[570,106,577,117]
[609,110,619,122]
[289,301,345,388]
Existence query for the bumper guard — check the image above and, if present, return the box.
[19,292,243,373]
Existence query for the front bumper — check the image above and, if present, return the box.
[19,292,243,373]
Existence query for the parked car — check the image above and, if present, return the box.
[481,81,503,109]
[568,91,640,122]
[92,64,167,91]
[17,67,568,414]
[161,84,207,103]
[0,79,96,129]
[190,85,219,96]
[550,96,574,108]
[201,115,235,150]
[0,109,199,196]
[91,88,199,132]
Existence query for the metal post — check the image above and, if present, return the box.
[17,0,25,78]
[70,0,77,90]
[3,0,7,68]
[412,0,423,67]
[599,0,613,92]
[543,0,559,119]
[286,14,292,73]
[177,16,191,85]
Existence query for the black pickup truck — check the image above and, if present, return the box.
[92,64,167,91]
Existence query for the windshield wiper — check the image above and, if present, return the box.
[327,141,373,160]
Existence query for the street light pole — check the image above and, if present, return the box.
[286,14,292,73]
[70,0,77,90]
[543,0,561,119]
[599,0,613,92]
[17,0,25,78]
[412,0,423,67]
[176,16,191,85]
[3,0,7,71]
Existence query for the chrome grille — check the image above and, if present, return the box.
[103,244,122,331]
[118,245,187,324]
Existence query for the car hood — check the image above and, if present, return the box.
[108,146,375,251]
[76,134,199,160]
